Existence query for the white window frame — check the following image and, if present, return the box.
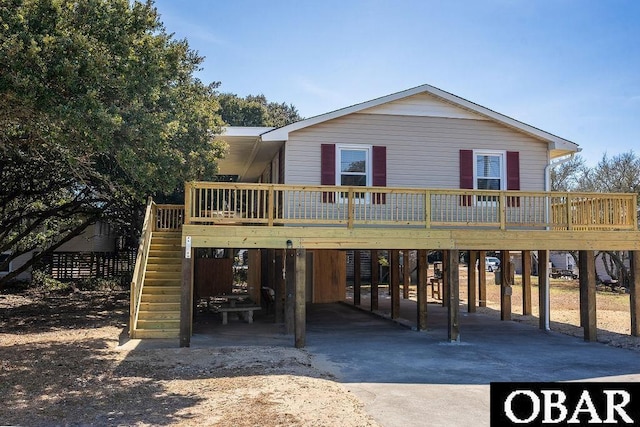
[473,149,506,205]
[335,144,372,203]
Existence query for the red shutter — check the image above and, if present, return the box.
[321,144,335,203]
[372,146,387,204]
[506,151,520,207]
[459,150,473,206]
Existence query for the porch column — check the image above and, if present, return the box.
[417,249,428,330]
[579,250,597,342]
[468,250,477,313]
[285,249,296,335]
[180,245,194,348]
[371,250,379,311]
[442,250,449,308]
[353,250,361,306]
[478,250,487,307]
[391,250,400,319]
[446,249,460,342]
[538,250,550,330]
[522,250,532,315]
[500,250,512,321]
[294,248,307,348]
[631,251,640,337]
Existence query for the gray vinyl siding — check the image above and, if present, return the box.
[285,113,548,191]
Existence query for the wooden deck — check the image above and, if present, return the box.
[175,182,639,251]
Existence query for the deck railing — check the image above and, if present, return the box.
[181,182,637,231]
[130,197,155,337]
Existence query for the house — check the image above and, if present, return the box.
[128,84,640,345]
[2,221,127,283]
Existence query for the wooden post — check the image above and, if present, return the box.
[468,250,477,313]
[180,246,193,348]
[538,250,550,330]
[391,250,400,319]
[371,250,379,311]
[630,251,640,337]
[446,250,460,342]
[285,249,296,335]
[442,250,449,307]
[522,250,532,315]
[354,250,361,306]
[403,250,410,299]
[417,249,428,330]
[478,250,487,307]
[500,250,512,321]
[579,250,597,342]
[275,250,285,323]
[247,249,262,304]
[294,248,307,348]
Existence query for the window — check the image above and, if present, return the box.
[474,151,505,203]
[337,145,371,200]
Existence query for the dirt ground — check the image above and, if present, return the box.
[0,290,377,427]
[1,270,639,426]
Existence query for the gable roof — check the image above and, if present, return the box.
[260,83,579,158]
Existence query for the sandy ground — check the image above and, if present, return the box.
[0,291,378,426]
[1,271,638,426]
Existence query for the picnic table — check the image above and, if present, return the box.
[211,294,261,325]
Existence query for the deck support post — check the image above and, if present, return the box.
[538,250,550,331]
[442,250,449,307]
[522,250,532,315]
[294,248,307,348]
[354,250,361,305]
[630,251,640,337]
[500,250,512,321]
[403,250,411,299]
[446,249,460,342]
[579,250,597,342]
[417,249,428,330]
[285,249,296,335]
[391,250,400,319]
[275,250,285,323]
[180,246,193,348]
[371,250,379,311]
[478,250,487,307]
[468,250,477,313]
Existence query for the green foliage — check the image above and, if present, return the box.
[217,93,302,127]
[0,0,225,285]
[30,271,72,293]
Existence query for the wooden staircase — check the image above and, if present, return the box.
[132,231,182,338]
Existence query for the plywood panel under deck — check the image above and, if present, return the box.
[311,250,346,303]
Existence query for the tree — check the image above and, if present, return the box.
[0,0,225,285]
[217,93,302,127]
[550,155,587,191]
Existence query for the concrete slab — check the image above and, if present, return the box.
[305,301,640,427]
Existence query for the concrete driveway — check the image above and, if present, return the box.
[304,302,640,427]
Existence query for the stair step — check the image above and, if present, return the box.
[141,294,181,303]
[138,310,181,320]
[142,285,181,294]
[139,302,180,311]
[136,319,180,329]
[132,329,179,339]
[147,257,182,264]
[145,264,182,272]
[145,271,182,279]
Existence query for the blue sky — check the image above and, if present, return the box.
[153,0,639,166]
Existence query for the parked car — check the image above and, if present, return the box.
[474,256,501,272]
[485,257,501,272]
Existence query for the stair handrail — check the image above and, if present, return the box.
[129,196,155,337]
